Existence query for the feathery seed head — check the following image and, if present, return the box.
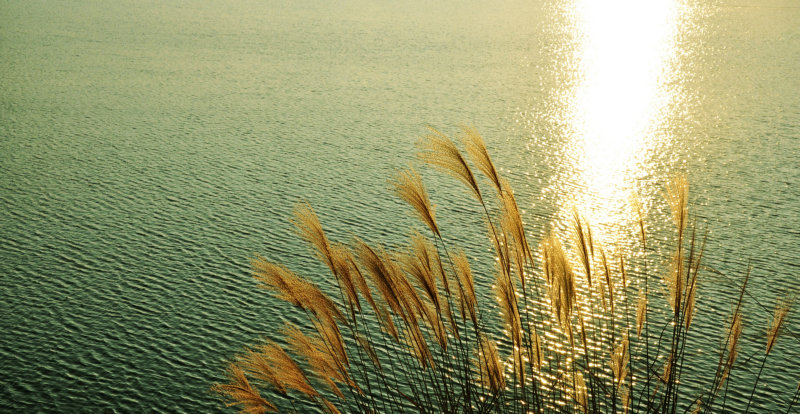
[238,347,285,395]
[630,193,647,247]
[666,175,689,234]
[259,341,319,397]
[494,269,522,347]
[636,293,647,337]
[453,249,478,325]
[213,363,276,413]
[291,203,334,271]
[392,167,440,237]
[402,232,440,312]
[462,126,503,195]
[322,399,341,414]
[572,210,593,287]
[284,323,347,398]
[766,299,790,355]
[417,127,483,203]
[477,333,505,393]
[610,335,629,389]
[356,239,405,317]
[726,312,743,371]
[540,234,576,332]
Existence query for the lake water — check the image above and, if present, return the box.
[1,0,798,412]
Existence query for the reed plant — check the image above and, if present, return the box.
[213,127,795,413]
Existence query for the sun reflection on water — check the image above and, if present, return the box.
[549,0,685,245]
[521,2,690,400]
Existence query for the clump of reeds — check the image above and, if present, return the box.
[214,127,795,413]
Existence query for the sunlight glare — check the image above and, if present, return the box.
[560,0,682,241]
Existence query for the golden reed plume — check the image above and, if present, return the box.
[392,167,441,237]
[213,363,277,413]
[417,127,483,203]
[462,126,502,195]
[766,299,790,355]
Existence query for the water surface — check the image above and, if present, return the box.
[1,0,798,411]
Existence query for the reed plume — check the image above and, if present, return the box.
[403,322,435,369]
[600,248,614,313]
[392,167,441,237]
[631,194,647,247]
[322,398,342,414]
[452,248,478,325]
[541,234,576,342]
[572,211,594,287]
[251,256,345,327]
[291,203,335,272]
[666,175,688,236]
[716,311,742,392]
[355,334,382,372]
[355,240,406,319]
[462,125,502,195]
[494,267,522,348]
[500,178,534,284]
[766,299,790,355]
[238,347,285,395]
[417,127,482,203]
[574,371,588,412]
[636,292,647,338]
[216,127,795,414]
[213,363,277,413]
[402,232,441,314]
[343,249,377,313]
[477,333,505,393]
[745,299,792,414]
[330,242,360,310]
[284,324,347,398]
[610,335,629,390]
[258,341,319,397]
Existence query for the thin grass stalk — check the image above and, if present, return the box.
[336,289,383,412]
[643,308,684,411]
[661,176,690,414]
[718,313,743,414]
[421,239,468,412]
[618,250,637,414]
[631,193,653,413]
[384,276,448,410]
[743,352,770,414]
[418,130,524,411]
[403,323,448,411]
[744,299,791,414]
[390,312,435,412]
[429,234,478,412]
[703,266,749,414]
[608,257,619,414]
[571,213,600,414]
[401,282,456,412]
[311,240,380,411]
[521,259,550,413]
[499,178,549,412]
[379,313,430,412]
[785,381,800,414]
[354,305,407,413]
[671,226,703,414]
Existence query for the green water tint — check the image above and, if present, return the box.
[1,0,798,411]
